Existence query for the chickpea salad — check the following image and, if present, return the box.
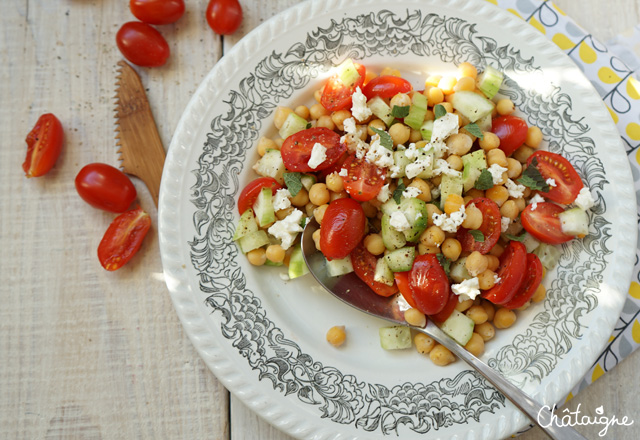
[232,59,595,366]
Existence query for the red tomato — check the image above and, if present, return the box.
[394,272,418,309]
[237,177,282,215]
[341,154,386,202]
[482,241,527,305]
[457,198,501,254]
[351,242,398,297]
[206,0,243,35]
[130,0,185,25]
[492,115,528,156]
[362,76,413,100]
[408,254,450,315]
[317,151,348,181]
[23,113,64,178]
[280,128,346,172]
[429,292,458,324]
[98,207,151,271]
[503,253,543,309]
[527,151,584,204]
[75,163,138,213]
[116,22,170,67]
[521,202,574,244]
[320,199,366,260]
[321,63,366,112]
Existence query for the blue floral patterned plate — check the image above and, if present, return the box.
[158,0,636,438]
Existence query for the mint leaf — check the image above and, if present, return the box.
[393,180,406,204]
[391,105,410,118]
[434,104,447,119]
[436,253,452,275]
[517,158,550,192]
[283,172,303,197]
[474,169,494,190]
[463,123,484,140]
[300,217,307,228]
[469,230,485,242]
[370,127,393,150]
[505,233,526,242]
[305,122,312,129]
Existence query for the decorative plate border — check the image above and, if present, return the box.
[159,1,636,439]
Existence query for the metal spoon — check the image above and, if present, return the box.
[301,220,585,440]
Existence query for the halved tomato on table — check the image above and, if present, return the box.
[492,115,528,156]
[237,177,282,214]
[320,198,366,260]
[280,127,346,172]
[98,207,151,271]
[23,113,64,178]
[482,241,527,305]
[321,63,366,112]
[341,154,386,202]
[503,253,543,309]
[351,242,398,297]
[362,75,413,99]
[526,151,583,204]
[521,202,575,244]
[457,198,501,254]
[408,254,450,315]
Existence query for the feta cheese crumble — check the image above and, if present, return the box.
[574,187,595,211]
[365,134,394,168]
[350,87,372,122]
[493,274,502,284]
[431,113,459,143]
[307,143,327,169]
[501,216,511,233]
[453,277,481,302]
[273,188,292,211]
[342,117,357,134]
[338,168,348,177]
[267,209,304,250]
[377,183,391,203]
[433,158,462,177]
[505,179,526,199]
[405,155,433,179]
[528,193,545,211]
[402,186,422,199]
[389,211,411,232]
[432,204,466,233]
[487,163,508,185]
[546,178,557,188]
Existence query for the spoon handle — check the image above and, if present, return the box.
[418,325,586,440]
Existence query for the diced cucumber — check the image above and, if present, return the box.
[253,187,276,227]
[450,90,495,123]
[326,255,354,277]
[521,232,541,253]
[449,257,472,283]
[233,209,258,241]
[300,174,317,191]
[440,310,475,346]
[420,120,434,141]
[381,199,401,216]
[415,147,436,180]
[252,149,286,184]
[404,92,428,130]
[238,230,270,254]
[264,259,284,267]
[439,174,463,211]
[476,65,504,99]
[288,243,309,279]
[534,243,561,271]
[368,96,394,126]
[559,207,589,237]
[475,113,492,132]
[384,246,416,272]
[381,213,407,250]
[379,326,412,350]
[337,58,361,87]
[399,197,428,242]
[373,257,394,286]
[461,150,487,192]
[392,149,412,178]
[279,112,308,140]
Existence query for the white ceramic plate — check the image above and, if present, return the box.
[158,0,636,438]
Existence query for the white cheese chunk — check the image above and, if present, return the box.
[433,158,462,177]
[365,134,394,168]
[338,168,348,177]
[505,179,526,199]
[389,211,411,232]
[402,186,422,199]
[351,87,372,122]
[432,205,466,233]
[431,113,459,143]
[267,209,304,250]
[528,193,545,211]
[453,277,481,302]
[501,216,511,233]
[273,188,292,211]
[405,155,433,179]
[574,187,595,211]
[377,183,391,203]
[546,178,557,188]
[342,117,357,134]
[307,143,327,169]
[487,163,508,185]
[389,164,402,179]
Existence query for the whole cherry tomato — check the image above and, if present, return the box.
[116,22,170,67]
[341,154,386,202]
[75,163,137,213]
[521,202,575,245]
[457,198,501,254]
[503,253,543,309]
[492,115,528,156]
[408,254,450,315]
[130,0,185,25]
[320,198,366,260]
[206,0,243,35]
[482,241,527,305]
[362,76,413,100]
[98,207,151,271]
[237,177,282,214]
[351,242,398,297]
[23,113,64,178]
[321,63,366,112]
[280,127,346,172]
[526,151,583,204]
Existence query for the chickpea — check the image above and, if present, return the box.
[481,300,496,321]
[461,204,483,230]
[438,76,457,95]
[414,333,436,355]
[247,248,267,266]
[464,333,485,357]
[514,197,526,212]
[294,105,310,119]
[425,74,442,87]
[466,188,485,199]
[477,269,497,290]
[313,204,328,224]
[487,148,508,167]
[494,308,517,329]
[465,251,488,276]
[457,62,478,79]
[310,103,329,119]
[408,178,431,202]
[430,344,455,366]
[290,188,309,207]
[475,322,496,341]
[486,255,500,271]
[257,137,277,156]
[380,67,401,77]
[486,185,509,207]
[496,98,515,115]
[454,75,476,92]
[513,145,535,164]
[409,128,422,143]
[274,107,293,129]
[390,93,411,108]
[309,183,330,206]
[367,119,387,137]
[420,225,446,247]
[525,126,543,148]
[330,109,352,131]
[426,204,443,226]
[479,132,500,151]
[440,102,453,113]
[276,206,295,220]
[330,190,349,202]
[312,229,322,251]
[405,308,426,327]
[325,172,344,193]
[265,244,285,263]
[418,244,440,255]
[489,243,504,257]
[500,200,519,220]
[441,238,462,261]
[313,88,323,103]
[364,233,385,255]
[317,115,335,130]
[446,133,473,156]
[364,70,378,84]
[455,298,474,312]
[466,304,489,325]
[304,202,315,218]
[426,86,445,107]
[274,138,285,149]
[326,325,346,347]
[444,194,465,215]
[531,284,547,303]
[360,201,377,218]
[389,123,411,146]
[506,158,523,179]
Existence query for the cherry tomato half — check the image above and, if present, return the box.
[321,63,366,112]
[521,202,575,245]
[527,151,583,204]
[394,272,418,309]
[341,154,386,202]
[408,254,450,315]
[130,0,185,25]
[280,127,346,172]
[482,241,527,305]
[23,113,64,178]
[503,253,543,309]
[75,163,137,213]
[320,198,366,260]
[98,207,151,271]
[457,198,501,254]
[429,292,458,324]
[351,242,398,297]
[492,115,528,156]
[237,177,282,215]
[206,0,243,35]
[362,76,413,100]
[116,22,170,67]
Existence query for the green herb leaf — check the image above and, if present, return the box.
[436,253,452,275]
[283,172,303,197]
[505,233,526,242]
[463,123,484,140]
[517,158,550,192]
[305,122,312,129]
[370,126,393,150]
[300,217,307,228]
[469,230,485,242]
[391,105,410,118]
[434,104,447,119]
[393,180,406,204]
[474,168,494,190]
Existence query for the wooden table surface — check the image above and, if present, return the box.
[2,1,639,439]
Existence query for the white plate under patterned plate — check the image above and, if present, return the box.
[158,0,636,438]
